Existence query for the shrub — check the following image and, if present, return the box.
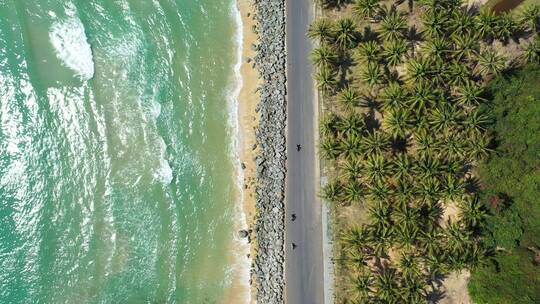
[469,64,540,304]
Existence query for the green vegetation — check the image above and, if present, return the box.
[310,0,538,302]
[468,65,540,304]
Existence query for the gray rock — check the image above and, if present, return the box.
[239,229,249,238]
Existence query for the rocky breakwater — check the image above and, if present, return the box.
[251,0,287,303]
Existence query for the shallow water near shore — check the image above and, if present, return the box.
[0,0,247,302]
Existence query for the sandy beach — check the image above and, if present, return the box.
[224,0,260,303]
[236,0,259,242]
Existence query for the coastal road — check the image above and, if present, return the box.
[285,0,324,303]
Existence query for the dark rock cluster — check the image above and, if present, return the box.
[251,0,287,303]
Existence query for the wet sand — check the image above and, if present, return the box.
[224,0,260,303]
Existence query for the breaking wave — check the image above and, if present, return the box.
[49,12,94,80]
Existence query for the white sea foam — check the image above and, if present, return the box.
[155,157,173,185]
[153,136,173,185]
[226,2,251,303]
[49,11,95,80]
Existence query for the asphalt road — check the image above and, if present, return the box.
[285,0,324,303]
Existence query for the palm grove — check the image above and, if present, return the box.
[309,0,539,302]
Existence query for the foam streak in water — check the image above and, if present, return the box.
[49,9,94,80]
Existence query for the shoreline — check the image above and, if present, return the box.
[224,0,260,303]
[227,0,288,303]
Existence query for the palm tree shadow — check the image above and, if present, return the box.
[338,53,355,90]
[406,25,424,57]
[360,25,379,42]
[466,3,481,15]
[427,287,446,304]
[364,108,381,131]
[321,0,353,10]
[391,136,409,153]
[465,175,482,193]
[426,273,448,303]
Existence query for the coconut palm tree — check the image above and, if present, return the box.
[454,81,486,107]
[341,133,364,160]
[374,269,400,303]
[360,62,385,87]
[311,44,338,69]
[315,66,338,95]
[344,181,366,204]
[450,10,476,37]
[395,223,420,250]
[467,132,492,160]
[344,249,369,270]
[521,37,540,63]
[308,18,335,44]
[476,8,498,41]
[422,37,450,61]
[519,4,540,33]
[422,9,448,38]
[349,272,374,301]
[322,180,344,203]
[475,48,506,78]
[400,275,428,303]
[419,177,442,204]
[369,201,392,228]
[414,129,440,159]
[406,57,433,86]
[445,220,472,252]
[397,253,423,279]
[362,130,391,156]
[383,108,413,138]
[353,0,381,21]
[373,224,395,254]
[440,134,466,162]
[408,83,436,114]
[337,113,365,136]
[392,204,419,227]
[341,226,371,251]
[355,40,381,63]
[320,113,339,137]
[319,137,341,160]
[379,5,407,43]
[338,86,363,108]
[425,251,448,281]
[394,178,416,207]
[368,179,394,202]
[340,158,364,180]
[416,156,444,180]
[495,12,517,43]
[383,39,408,66]
[364,153,392,182]
[447,61,472,87]
[462,241,490,269]
[335,18,358,50]
[441,174,465,202]
[452,33,480,61]
[429,57,448,87]
[428,103,461,133]
[393,154,415,181]
[380,82,408,111]
[420,228,442,255]
[464,109,490,135]
[458,196,488,228]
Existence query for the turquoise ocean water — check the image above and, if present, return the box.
[0,0,247,303]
